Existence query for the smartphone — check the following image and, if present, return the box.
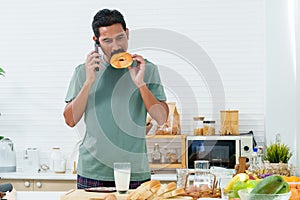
[84,187,116,193]
[94,43,100,71]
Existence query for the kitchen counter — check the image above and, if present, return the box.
[1,167,234,188]
[0,171,77,180]
[0,171,177,181]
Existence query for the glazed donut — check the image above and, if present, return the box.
[110,52,133,69]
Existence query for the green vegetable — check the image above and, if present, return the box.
[251,175,284,194]
[276,182,290,194]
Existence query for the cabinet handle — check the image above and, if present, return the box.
[36,181,42,188]
[24,181,30,187]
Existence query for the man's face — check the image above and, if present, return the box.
[97,23,129,63]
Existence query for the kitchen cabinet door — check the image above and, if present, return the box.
[0,179,33,191]
[33,180,76,191]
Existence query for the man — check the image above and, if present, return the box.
[63,9,169,189]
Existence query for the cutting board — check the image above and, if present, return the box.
[60,189,128,200]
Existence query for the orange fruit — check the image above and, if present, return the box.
[110,52,133,69]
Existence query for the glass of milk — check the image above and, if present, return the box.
[114,162,131,194]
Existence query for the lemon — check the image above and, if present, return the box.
[224,173,249,193]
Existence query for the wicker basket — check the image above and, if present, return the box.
[184,171,222,199]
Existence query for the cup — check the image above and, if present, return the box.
[194,160,210,188]
[114,162,131,194]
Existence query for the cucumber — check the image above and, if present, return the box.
[250,175,285,194]
[276,182,290,194]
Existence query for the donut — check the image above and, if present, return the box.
[110,52,133,69]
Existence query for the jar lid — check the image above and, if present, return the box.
[203,120,215,124]
[193,116,205,121]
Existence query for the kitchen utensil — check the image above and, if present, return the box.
[0,138,16,172]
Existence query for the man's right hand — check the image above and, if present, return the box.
[85,50,102,84]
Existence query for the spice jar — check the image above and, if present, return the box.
[193,117,204,135]
[203,120,216,135]
[151,143,162,164]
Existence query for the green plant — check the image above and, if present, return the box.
[264,141,293,163]
[0,67,5,77]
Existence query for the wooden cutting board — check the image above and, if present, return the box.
[60,189,128,200]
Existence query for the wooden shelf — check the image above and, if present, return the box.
[149,163,185,169]
[146,134,187,169]
[146,135,186,139]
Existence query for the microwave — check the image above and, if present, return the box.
[186,134,253,169]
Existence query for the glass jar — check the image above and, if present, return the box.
[50,147,62,171]
[193,116,204,135]
[151,143,162,164]
[203,120,216,135]
[165,148,178,164]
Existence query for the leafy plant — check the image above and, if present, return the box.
[0,67,5,77]
[264,142,293,163]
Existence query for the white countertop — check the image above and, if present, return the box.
[0,167,234,184]
[0,171,176,181]
[0,171,77,180]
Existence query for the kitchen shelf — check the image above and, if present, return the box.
[146,134,187,169]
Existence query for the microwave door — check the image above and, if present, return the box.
[187,139,237,169]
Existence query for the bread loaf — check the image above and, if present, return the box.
[127,181,186,200]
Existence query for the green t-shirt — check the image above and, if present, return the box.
[65,60,166,181]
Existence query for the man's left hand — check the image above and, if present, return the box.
[128,54,146,88]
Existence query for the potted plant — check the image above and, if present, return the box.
[0,67,5,77]
[263,139,293,176]
[264,142,293,163]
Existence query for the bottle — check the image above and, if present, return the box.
[256,146,264,173]
[248,147,258,173]
[151,143,162,164]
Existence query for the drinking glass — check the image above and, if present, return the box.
[176,168,190,188]
[114,162,131,194]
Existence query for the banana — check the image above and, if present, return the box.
[251,175,285,194]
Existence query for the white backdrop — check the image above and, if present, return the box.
[0,0,280,170]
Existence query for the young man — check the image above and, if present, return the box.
[63,9,169,189]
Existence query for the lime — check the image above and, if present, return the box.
[228,190,239,198]
[246,179,258,188]
[232,181,247,191]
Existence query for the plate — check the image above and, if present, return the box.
[84,187,116,193]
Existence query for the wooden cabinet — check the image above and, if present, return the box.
[146,134,187,169]
[0,178,76,191]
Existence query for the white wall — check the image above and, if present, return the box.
[0,0,271,170]
[296,0,300,175]
[265,0,298,170]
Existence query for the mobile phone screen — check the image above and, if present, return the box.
[95,43,100,71]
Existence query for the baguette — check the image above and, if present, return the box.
[127,180,186,200]
[161,188,186,199]
[127,180,161,200]
[157,182,177,196]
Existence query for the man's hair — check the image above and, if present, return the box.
[92,9,126,42]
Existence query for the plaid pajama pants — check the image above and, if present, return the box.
[77,174,150,189]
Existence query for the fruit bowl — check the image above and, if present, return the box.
[238,188,291,200]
